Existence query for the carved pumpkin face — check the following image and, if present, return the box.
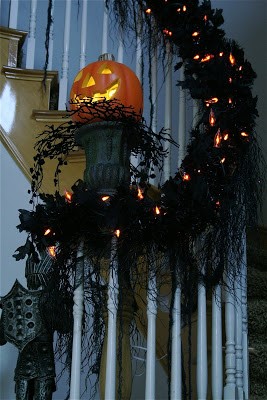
[70,58,143,123]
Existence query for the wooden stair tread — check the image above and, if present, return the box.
[32,109,71,122]
[2,65,58,83]
[0,25,27,44]
[0,25,27,68]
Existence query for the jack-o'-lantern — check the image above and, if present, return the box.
[70,53,143,123]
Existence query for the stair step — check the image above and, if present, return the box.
[32,110,70,122]
[3,65,58,84]
[0,25,27,67]
[1,66,58,112]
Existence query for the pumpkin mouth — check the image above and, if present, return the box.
[91,80,120,102]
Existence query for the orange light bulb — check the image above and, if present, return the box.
[64,190,72,203]
[48,246,56,258]
[183,174,191,181]
[209,109,216,126]
[201,54,214,63]
[102,195,110,202]
[115,229,120,238]
[214,129,222,148]
[229,53,235,65]
[137,188,144,200]
[155,206,160,215]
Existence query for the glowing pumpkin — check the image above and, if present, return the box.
[70,53,143,123]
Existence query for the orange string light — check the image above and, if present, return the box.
[229,53,235,65]
[155,206,160,215]
[137,188,144,200]
[101,195,110,202]
[205,97,219,105]
[201,54,214,63]
[182,173,191,181]
[209,109,216,126]
[44,228,51,236]
[214,129,222,148]
[48,246,56,258]
[64,190,72,203]
[115,229,120,238]
[163,28,172,36]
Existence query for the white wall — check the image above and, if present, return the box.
[0,144,29,399]
[214,0,267,226]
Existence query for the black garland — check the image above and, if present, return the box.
[42,0,53,89]
[12,1,265,398]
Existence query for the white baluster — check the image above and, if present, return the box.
[145,261,157,400]
[79,0,88,69]
[102,2,108,54]
[212,284,223,400]
[151,48,157,134]
[58,0,71,110]
[135,8,142,82]
[192,99,200,129]
[26,0,37,69]
[197,271,208,400]
[47,0,54,70]
[224,276,238,399]
[117,40,123,63]
[177,63,186,167]
[150,37,157,186]
[105,233,119,400]
[163,41,172,182]
[235,270,244,400]
[9,0,19,29]
[131,7,142,173]
[171,286,182,400]
[241,234,249,400]
[70,242,85,400]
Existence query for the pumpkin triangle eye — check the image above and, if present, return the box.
[74,71,83,82]
[101,68,112,74]
[81,74,96,88]
[98,64,113,74]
